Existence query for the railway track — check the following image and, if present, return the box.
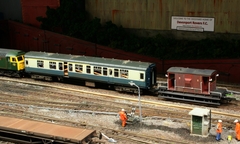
[0,77,240,119]
[0,77,240,143]
[0,107,189,144]
[0,78,192,143]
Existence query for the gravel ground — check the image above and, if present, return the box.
[0,78,239,144]
[28,108,240,144]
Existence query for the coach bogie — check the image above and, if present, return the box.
[30,74,53,81]
[57,76,63,82]
[85,81,96,87]
[114,85,143,94]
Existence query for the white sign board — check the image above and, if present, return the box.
[171,16,214,32]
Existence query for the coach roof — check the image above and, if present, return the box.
[25,51,154,70]
[167,67,216,76]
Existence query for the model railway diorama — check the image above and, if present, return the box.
[0,48,235,106]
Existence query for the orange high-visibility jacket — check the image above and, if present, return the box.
[216,122,222,133]
[235,123,240,140]
[235,123,240,133]
[119,111,127,121]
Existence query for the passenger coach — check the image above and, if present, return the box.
[24,51,157,93]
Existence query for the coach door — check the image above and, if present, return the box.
[151,66,156,86]
[64,62,68,77]
[108,68,113,83]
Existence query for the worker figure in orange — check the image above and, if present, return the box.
[216,120,222,141]
[119,109,128,127]
[234,119,240,141]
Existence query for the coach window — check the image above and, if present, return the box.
[120,69,128,78]
[49,62,56,69]
[94,66,102,75]
[59,63,63,70]
[37,60,44,68]
[114,69,119,77]
[103,67,107,76]
[75,64,83,72]
[140,73,144,80]
[69,64,73,71]
[87,66,91,74]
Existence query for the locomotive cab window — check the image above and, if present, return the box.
[140,73,144,80]
[94,66,102,75]
[12,57,16,62]
[37,60,44,68]
[26,60,28,65]
[49,62,56,69]
[120,69,128,78]
[17,56,23,61]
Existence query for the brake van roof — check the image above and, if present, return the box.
[25,51,154,70]
[167,67,216,77]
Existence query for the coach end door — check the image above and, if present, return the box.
[64,62,68,77]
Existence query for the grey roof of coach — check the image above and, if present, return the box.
[25,51,154,70]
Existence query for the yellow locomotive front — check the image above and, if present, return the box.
[8,55,25,71]
[16,55,25,71]
[0,48,25,77]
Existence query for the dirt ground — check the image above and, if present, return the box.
[31,109,240,144]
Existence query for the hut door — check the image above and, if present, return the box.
[192,116,202,135]
[64,62,68,76]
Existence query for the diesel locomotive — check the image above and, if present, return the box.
[0,48,235,105]
[0,48,25,77]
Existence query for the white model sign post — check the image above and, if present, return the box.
[171,16,214,32]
